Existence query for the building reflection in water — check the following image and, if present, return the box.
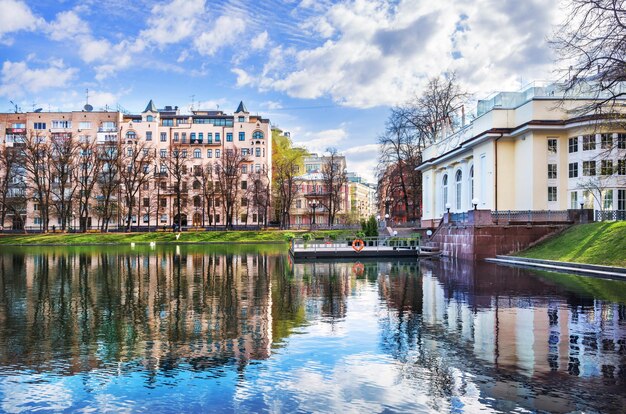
[0,248,281,380]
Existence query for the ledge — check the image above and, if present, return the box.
[485,255,626,279]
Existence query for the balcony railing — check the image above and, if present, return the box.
[595,210,626,221]
[491,210,570,224]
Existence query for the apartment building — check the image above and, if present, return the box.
[418,82,626,227]
[0,101,272,231]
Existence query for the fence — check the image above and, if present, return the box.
[291,236,420,252]
[595,210,626,221]
[491,210,570,225]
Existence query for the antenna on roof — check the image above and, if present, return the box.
[9,101,20,113]
[190,94,195,111]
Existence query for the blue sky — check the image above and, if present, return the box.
[0,0,561,182]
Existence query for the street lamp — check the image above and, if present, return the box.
[472,198,479,210]
[580,201,584,210]
[445,202,451,215]
[309,200,318,228]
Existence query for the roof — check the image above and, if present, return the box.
[235,101,248,113]
[143,99,158,113]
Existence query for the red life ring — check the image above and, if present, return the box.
[352,239,365,253]
[352,262,365,275]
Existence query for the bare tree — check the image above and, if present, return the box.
[552,0,626,113]
[96,144,120,232]
[215,148,246,229]
[165,147,190,229]
[201,162,218,227]
[119,139,155,231]
[49,133,80,231]
[249,169,271,228]
[320,148,347,226]
[21,131,53,232]
[0,145,26,231]
[75,136,102,232]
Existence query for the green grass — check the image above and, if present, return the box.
[0,229,355,246]
[518,221,626,267]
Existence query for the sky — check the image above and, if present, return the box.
[0,0,564,182]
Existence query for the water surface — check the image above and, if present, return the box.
[0,245,624,413]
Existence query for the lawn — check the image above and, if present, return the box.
[0,229,356,246]
[518,221,626,267]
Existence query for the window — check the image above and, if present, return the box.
[241,197,248,207]
[253,131,264,140]
[241,181,247,190]
[143,149,149,156]
[160,149,166,158]
[442,174,448,212]
[182,132,187,143]
[253,214,258,222]
[79,122,92,129]
[255,164,261,172]
[174,132,179,142]
[618,189,625,211]
[193,179,201,189]
[207,133,213,143]
[568,162,578,178]
[238,116,245,122]
[215,149,221,158]
[215,214,220,223]
[190,133,196,143]
[215,133,220,142]
[143,197,150,207]
[160,164,166,174]
[160,132,167,142]
[33,122,46,130]
[255,148,261,157]
[239,132,245,141]
[582,135,596,150]
[583,160,596,176]
[583,190,593,208]
[127,148,133,157]
[146,131,152,141]
[603,189,614,210]
[296,199,302,209]
[52,120,71,128]
[198,133,203,143]
[601,134,613,149]
[468,165,474,204]
[160,214,168,223]
[570,191,578,209]
[618,133,626,149]
[455,170,462,210]
[601,160,613,175]
[194,149,201,158]
[182,149,187,158]
[548,186,557,202]
[143,214,149,223]
[207,149,212,158]
[242,148,248,156]
[162,119,173,126]
[618,159,626,175]
[241,165,247,174]
[34,217,41,225]
[548,164,557,179]
[547,138,557,154]
[568,137,578,153]
[147,115,154,122]
[126,131,136,140]
[227,133,233,142]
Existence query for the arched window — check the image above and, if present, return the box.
[193,195,202,207]
[442,174,448,213]
[455,170,463,210]
[193,149,201,158]
[468,165,474,206]
[146,115,154,122]
[253,131,264,139]
[126,131,136,140]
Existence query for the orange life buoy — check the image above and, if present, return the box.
[352,239,365,253]
[352,262,365,275]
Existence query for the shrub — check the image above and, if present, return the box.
[283,232,296,241]
[355,231,365,239]
[366,215,379,237]
[302,233,313,241]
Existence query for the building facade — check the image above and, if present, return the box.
[418,83,626,227]
[0,101,272,231]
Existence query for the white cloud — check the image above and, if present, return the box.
[0,0,42,42]
[194,15,246,56]
[343,144,379,182]
[232,68,254,87]
[292,127,348,155]
[251,30,269,50]
[140,0,206,46]
[254,0,561,108]
[0,60,78,97]
[47,10,89,41]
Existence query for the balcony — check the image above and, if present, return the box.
[98,126,117,133]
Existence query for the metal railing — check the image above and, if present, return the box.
[595,210,626,221]
[291,236,420,252]
[491,210,570,224]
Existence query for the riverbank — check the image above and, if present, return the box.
[0,229,355,246]
[518,221,626,267]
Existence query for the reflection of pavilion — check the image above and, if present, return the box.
[378,259,626,412]
[0,249,276,376]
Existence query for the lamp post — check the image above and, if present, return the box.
[445,202,451,215]
[384,213,389,227]
[376,214,381,228]
[309,200,318,229]
[472,197,479,211]
[580,201,584,210]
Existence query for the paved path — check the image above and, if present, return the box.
[485,255,626,279]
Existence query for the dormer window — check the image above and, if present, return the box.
[147,115,154,122]
[238,116,245,122]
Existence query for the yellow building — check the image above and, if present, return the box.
[419,83,626,227]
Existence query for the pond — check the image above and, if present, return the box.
[0,245,624,413]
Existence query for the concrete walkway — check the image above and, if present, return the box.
[485,255,626,279]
